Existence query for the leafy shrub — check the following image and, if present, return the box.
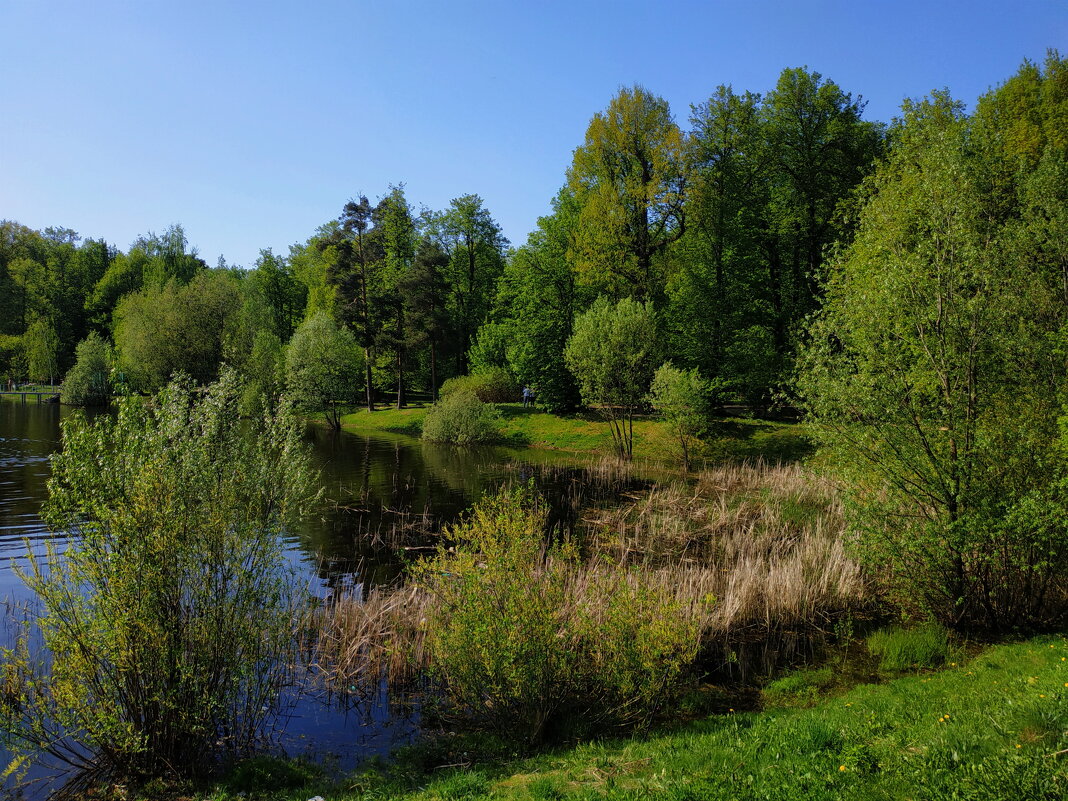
[422,390,502,445]
[439,367,518,403]
[286,312,362,429]
[1,370,316,783]
[866,623,950,672]
[648,362,717,470]
[413,486,700,744]
[60,332,113,406]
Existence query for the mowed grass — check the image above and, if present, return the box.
[209,636,1067,801]
[340,403,812,465]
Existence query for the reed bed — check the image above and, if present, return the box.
[315,461,866,695]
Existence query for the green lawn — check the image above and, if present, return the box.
[206,635,1067,800]
[339,403,813,466]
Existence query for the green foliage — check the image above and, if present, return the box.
[285,312,362,430]
[564,296,657,459]
[421,390,502,445]
[60,331,113,406]
[220,756,321,794]
[568,85,685,299]
[439,367,518,404]
[648,362,715,470]
[476,189,591,413]
[798,59,1068,631]
[425,194,508,376]
[0,370,315,783]
[240,329,285,417]
[23,317,59,384]
[867,624,951,672]
[413,487,700,744]
[762,666,836,707]
[113,270,242,390]
[673,71,882,404]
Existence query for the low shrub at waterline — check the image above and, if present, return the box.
[412,486,702,743]
[0,370,316,787]
[421,390,502,445]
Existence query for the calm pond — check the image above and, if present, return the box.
[0,400,642,796]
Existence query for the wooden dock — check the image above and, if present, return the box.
[0,389,60,404]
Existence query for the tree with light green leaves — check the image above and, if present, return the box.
[113,270,242,390]
[564,296,657,459]
[798,55,1068,631]
[60,332,113,406]
[285,311,362,430]
[23,317,59,385]
[568,86,686,300]
[0,370,315,783]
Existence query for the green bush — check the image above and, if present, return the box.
[439,367,518,403]
[413,487,700,744]
[60,332,113,406]
[866,623,950,672]
[1,370,316,784]
[421,390,502,445]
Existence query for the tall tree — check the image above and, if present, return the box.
[322,196,381,411]
[567,85,687,300]
[372,186,418,408]
[760,67,883,352]
[426,194,508,375]
[475,188,593,412]
[245,248,307,342]
[399,240,450,401]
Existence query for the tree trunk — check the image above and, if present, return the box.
[430,340,438,402]
[364,348,375,412]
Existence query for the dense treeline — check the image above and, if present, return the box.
[0,65,880,415]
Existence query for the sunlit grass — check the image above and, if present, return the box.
[339,402,812,466]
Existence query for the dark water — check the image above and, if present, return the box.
[0,400,639,796]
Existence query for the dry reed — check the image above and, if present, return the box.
[316,461,865,692]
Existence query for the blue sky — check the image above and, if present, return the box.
[1,0,1065,268]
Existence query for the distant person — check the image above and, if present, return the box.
[522,386,532,408]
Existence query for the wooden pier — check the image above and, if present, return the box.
[0,389,60,404]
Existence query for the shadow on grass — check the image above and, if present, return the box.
[703,418,814,464]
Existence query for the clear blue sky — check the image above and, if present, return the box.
[2,0,1065,268]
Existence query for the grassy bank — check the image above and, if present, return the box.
[207,635,1067,801]
[340,403,811,464]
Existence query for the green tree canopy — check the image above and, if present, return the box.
[568,86,686,300]
[113,270,242,391]
[797,58,1068,631]
[60,332,113,406]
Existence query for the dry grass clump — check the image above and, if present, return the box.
[314,583,430,697]
[589,462,863,636]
